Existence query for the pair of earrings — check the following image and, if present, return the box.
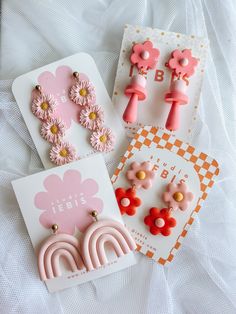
[115,161,194,236]
[122,41,198,131]
[31,72,115,166]
[38,210,136,281]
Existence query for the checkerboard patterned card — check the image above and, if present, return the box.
[112,126,219,265]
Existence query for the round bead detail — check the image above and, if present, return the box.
[120,198,131,207]
[173,192,184,202]
[89,112,97,120]
[79,88,87,96]
[155,218,165,228]
[50,125,58,134]
[99,135,107,143]
[141,50,150,60]
[41,102,49,110]
[60,149,68,157]
[136,170,146,180]
[179,58,189,66]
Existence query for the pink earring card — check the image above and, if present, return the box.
[12,53,128,172]
[112,126,219,265]
[113,24,209,140]
[12,155,136,292]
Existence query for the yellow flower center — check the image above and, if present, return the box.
[50,125,58,134]
[60,149,68,157]
[41,102,49,110]
[79,88,87,96]
[99,135,107,143]
[173,192,184,202]
[89,112,97,120]
[136,170,146,180]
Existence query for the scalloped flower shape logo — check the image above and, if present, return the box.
[34,170,103,234]
[32,65,89,128]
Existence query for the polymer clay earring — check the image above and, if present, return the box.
[69,72,115,153]
[123,41,160,123]
[165,49,198,131]
[31,85,77,166]
[115,161,155,216]
[81,210,136,271]
[38,224,85,281]
[144,182,194,236]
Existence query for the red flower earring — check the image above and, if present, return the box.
[123,41,160,124]
[115,161,156,216]
[165,49,198,131]
[144,182,194,236]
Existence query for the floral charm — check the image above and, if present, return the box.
[79,105,104,130]
[126,161,155,189]
[40,117,65,144]
[69,80,96,106]
[163,182,194,211]
[144,207,176,236]
[130,41,160,71]
[49,142,76,166]
[115,187,141,216]
[31,94,56,120]
[90,127,115,152]
[168,49,198,77]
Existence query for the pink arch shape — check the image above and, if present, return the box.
[82,220,136,271]
[38,233,85,281]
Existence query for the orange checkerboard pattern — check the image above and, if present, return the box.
[112,126,220,265]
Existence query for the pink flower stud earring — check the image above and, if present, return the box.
[165,49,198,131]
[115,161,155,216]
[144,181,194,236]
[123,41,160,124]
[69,72,115,153]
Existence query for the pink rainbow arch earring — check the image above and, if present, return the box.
[123,41,160,123]
[165,49,198,131]
[144,181,194,236]
[31,85,77,166]
[81,210,136,271]
[69,72,115,153]
[37,224,85,281]
[115,161,156,216]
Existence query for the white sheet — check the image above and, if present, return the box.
[1,0,236,313]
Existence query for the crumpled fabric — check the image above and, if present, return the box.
[1,0,236,313]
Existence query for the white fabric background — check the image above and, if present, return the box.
[1,0,236,313]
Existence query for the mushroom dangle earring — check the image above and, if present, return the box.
[123,41,160,123]
[144,182,194,236]
[115,161,156,216]
[165,49,198,131]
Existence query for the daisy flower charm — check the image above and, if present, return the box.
[49,142,77,166]
[90,127,115,152]
[69,80,96,106]
[40,118,65,144]
[79,105,104,130]
[31,94,56,120]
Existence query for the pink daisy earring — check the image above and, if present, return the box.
[115,161,156,216]
[31,85,77,166]
[69,72,115,153]
[123,41,160,124]
[165,49,198,131]
[144,181,194,236]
